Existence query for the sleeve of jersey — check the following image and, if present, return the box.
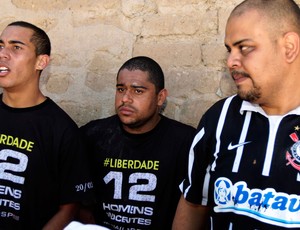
[174,126,197,193]
[180,113,212,206]
[58,124,94,205]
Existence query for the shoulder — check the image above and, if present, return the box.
[160,115,196,135]
[41,98,78,129]
[196,95,243,132]
[204,95,242,117]
[80,115,119,136]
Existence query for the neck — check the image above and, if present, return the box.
[260,90,300,115]
[2,90,46,108]
[259,66,300,115]
[261,102,300,115]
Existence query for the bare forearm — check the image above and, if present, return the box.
[76,205,95,224]
[172,195,209,230]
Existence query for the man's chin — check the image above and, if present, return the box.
[238,91,260,103]
[119,117,137,127]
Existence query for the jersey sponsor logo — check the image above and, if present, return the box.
[227,141,251,150]
[214,177,300,227]
[286,132,300,171]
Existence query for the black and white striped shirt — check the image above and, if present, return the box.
[181,95,300,229]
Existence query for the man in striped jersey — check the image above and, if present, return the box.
[172,0,300,229]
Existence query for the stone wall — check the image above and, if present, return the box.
[1,0,298,127]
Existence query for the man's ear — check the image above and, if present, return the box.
[157,88,168,107]
[284,32,300,63]
[36,54,50,71]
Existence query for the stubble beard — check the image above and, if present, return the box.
[232,70,261,103]
[237,83,261,102]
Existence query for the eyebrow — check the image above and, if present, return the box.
[0,39,27,46]
[116,84,148,90]
[225,38,252,48]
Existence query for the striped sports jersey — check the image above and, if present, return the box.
[181,95,300,229]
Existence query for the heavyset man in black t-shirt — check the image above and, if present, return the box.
[172,0,300,229]
[81,56,196,229]
[0,21,93,229]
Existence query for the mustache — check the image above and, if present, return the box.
[231,70,251,78]
[117,103,135,111]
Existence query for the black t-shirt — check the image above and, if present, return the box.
[80,115,195,230]
[181,95,300,229]
[0,96,93,230]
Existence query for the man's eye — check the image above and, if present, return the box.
[241,46,248,51]
[117,88,124,93]
[240,46,253,55]
[14,46,21,50]
[135,89,143,94]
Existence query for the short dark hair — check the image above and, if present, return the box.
[117,56,165,94]
[8,21,51,56]
[230,0,300,36]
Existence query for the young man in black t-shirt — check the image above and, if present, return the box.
[0,21,93,229]
[81,56,195,229]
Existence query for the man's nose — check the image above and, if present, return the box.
[0,47,10,60]
[226,51,241,69]
[122,90,133,103]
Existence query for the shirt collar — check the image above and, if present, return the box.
[240,100,300,117]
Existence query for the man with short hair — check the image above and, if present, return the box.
[172,0,300,229]
[81,56,195,229]
[0,21,93,229]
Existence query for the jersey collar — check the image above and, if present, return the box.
[240,100,300,117]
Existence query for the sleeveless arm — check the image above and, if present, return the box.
[42,203,79,230]
[172,195,209,230]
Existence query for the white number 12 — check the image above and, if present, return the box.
[103,171,157,202]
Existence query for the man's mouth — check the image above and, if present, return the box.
[0,67,9,73]
[231,70,250,79]
[118,106,135,115]
[231,70,251,84]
